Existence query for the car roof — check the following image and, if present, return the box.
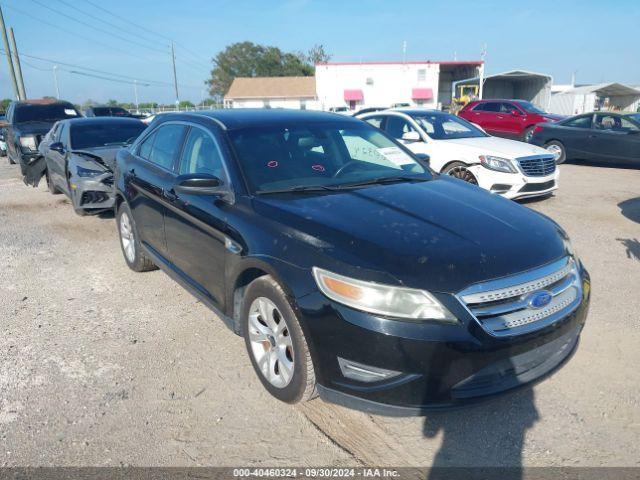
[154,108,361,130]
[14,99,75,107]
[57,117,144,126]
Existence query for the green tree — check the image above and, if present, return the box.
[0,98,12,111]
[178,100,195,108]
[206,41,316,97]
[106,99,119,107]
[139,102,158,109]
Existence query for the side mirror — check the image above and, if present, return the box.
[50,142,65,154]
[401,131,421,142]
[174,173,226,196]
[511,109,522,116]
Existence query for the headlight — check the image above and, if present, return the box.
[479,155,517,173]
[19,135,38,152]
[312,267,457,322]
[76,166,104,177]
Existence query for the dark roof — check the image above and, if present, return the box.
[15,99,75,107]
[58,117,145,126]
[156,109,361,130]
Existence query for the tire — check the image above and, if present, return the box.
[522,126,535,143]
[544,140,566,164]
[441,161,478,185]
[242,275,317,404]
[115,202,157,272]
[46,169,62,194]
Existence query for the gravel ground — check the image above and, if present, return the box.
[1,160,639,467]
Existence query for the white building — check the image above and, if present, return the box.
[315,61,483,111]
[549,83,640,115]
[224,76,321,110]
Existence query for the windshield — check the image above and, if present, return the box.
[229,122,430,194]
[92,107,132,117]
[514,101,547,114]
[15,104,80,123]
[70,122,146,149]
[410,113,487,140]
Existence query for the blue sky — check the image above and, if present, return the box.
[1,0,638,105]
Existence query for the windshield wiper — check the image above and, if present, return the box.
[336,175,428,189]
[255,185,339,195]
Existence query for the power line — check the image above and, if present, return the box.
[68,70,150,86]
[28,0,167,56]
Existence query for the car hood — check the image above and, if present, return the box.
[71,146,123,170]
[14,121,56,136]
[439,136,551,159]
[252,177,567,293]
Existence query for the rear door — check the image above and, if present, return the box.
[127,123,187,257]
[590,114,640,164]
[553,114,594,159]
[163,124,230,305]
[475,102,502,135]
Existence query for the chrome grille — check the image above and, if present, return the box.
[517,155,556,177]
[457,257,582,337]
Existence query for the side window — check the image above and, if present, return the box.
[564,116,592,129]
[178,127,225,178]
[148,124,187,169]
[363,116,384,129]
[594,114,620,131]
[482,102,501,112]
[138,131,156,160]
[385,116,417,140]
[500,103,519,113]
[621,117,640,132]
[471,103,487,112]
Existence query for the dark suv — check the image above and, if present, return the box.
[2,99,80,171]
[114,109,590,413]
[459,99,564,142]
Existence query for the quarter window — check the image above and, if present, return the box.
[179,127,225,178]
[563,116,592,129]
[138,131,156,160]
[363,116,384,129]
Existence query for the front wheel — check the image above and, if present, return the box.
[242,275,317,404]
[522,126,535,143]
[545,140,566,164]
[115,202,157,272]
[441,161,478,185]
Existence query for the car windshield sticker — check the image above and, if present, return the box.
[312,164,325,172]
[64,109,78,116]
[377,147,414,166]
[267,160,278,168]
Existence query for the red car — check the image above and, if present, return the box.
[459,99,564,142]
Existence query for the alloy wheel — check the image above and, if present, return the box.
[247,297,294,388]
[447,166,478,185]
[546,144,563,161]
[119,211,136,263]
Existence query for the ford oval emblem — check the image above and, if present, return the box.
[528,290,553,309]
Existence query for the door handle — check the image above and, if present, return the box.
[164,188,178,202]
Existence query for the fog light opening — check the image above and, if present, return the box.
[337,357,401,383]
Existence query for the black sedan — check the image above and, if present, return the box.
[113,109,589,414]
[27,117,146,215]
[530,111,640,165]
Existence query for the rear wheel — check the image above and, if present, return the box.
[116,202,157,272]
[242,275,317,404]
[545,140,566,164]
[442,161,478,185]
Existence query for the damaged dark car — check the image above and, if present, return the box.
[29,117,146,215]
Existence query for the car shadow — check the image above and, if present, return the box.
[564,159,638,170]
[618,198,640,224]
[616,238,640,261]
[422,374,539,479]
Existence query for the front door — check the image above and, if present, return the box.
[590,114,640,164]
[163,124,229,306]
[127,123,187,257]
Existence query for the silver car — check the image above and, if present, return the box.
[28,118,146,215]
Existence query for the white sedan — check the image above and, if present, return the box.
[358,109,558,200]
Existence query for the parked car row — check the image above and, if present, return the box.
[6,102,590,414]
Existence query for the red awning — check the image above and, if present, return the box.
[344,89,364,101]
[412,88,433,100]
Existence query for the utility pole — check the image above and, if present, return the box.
[171,42,179,109]
[9,28,26,100]
[133,80,139,112]
[479,43,487,100]
[52,65,60,98]
[0,6,19,100]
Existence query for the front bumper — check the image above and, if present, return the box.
[69,173,115,211]
[298,263,590,415]
[470,165,559,200]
